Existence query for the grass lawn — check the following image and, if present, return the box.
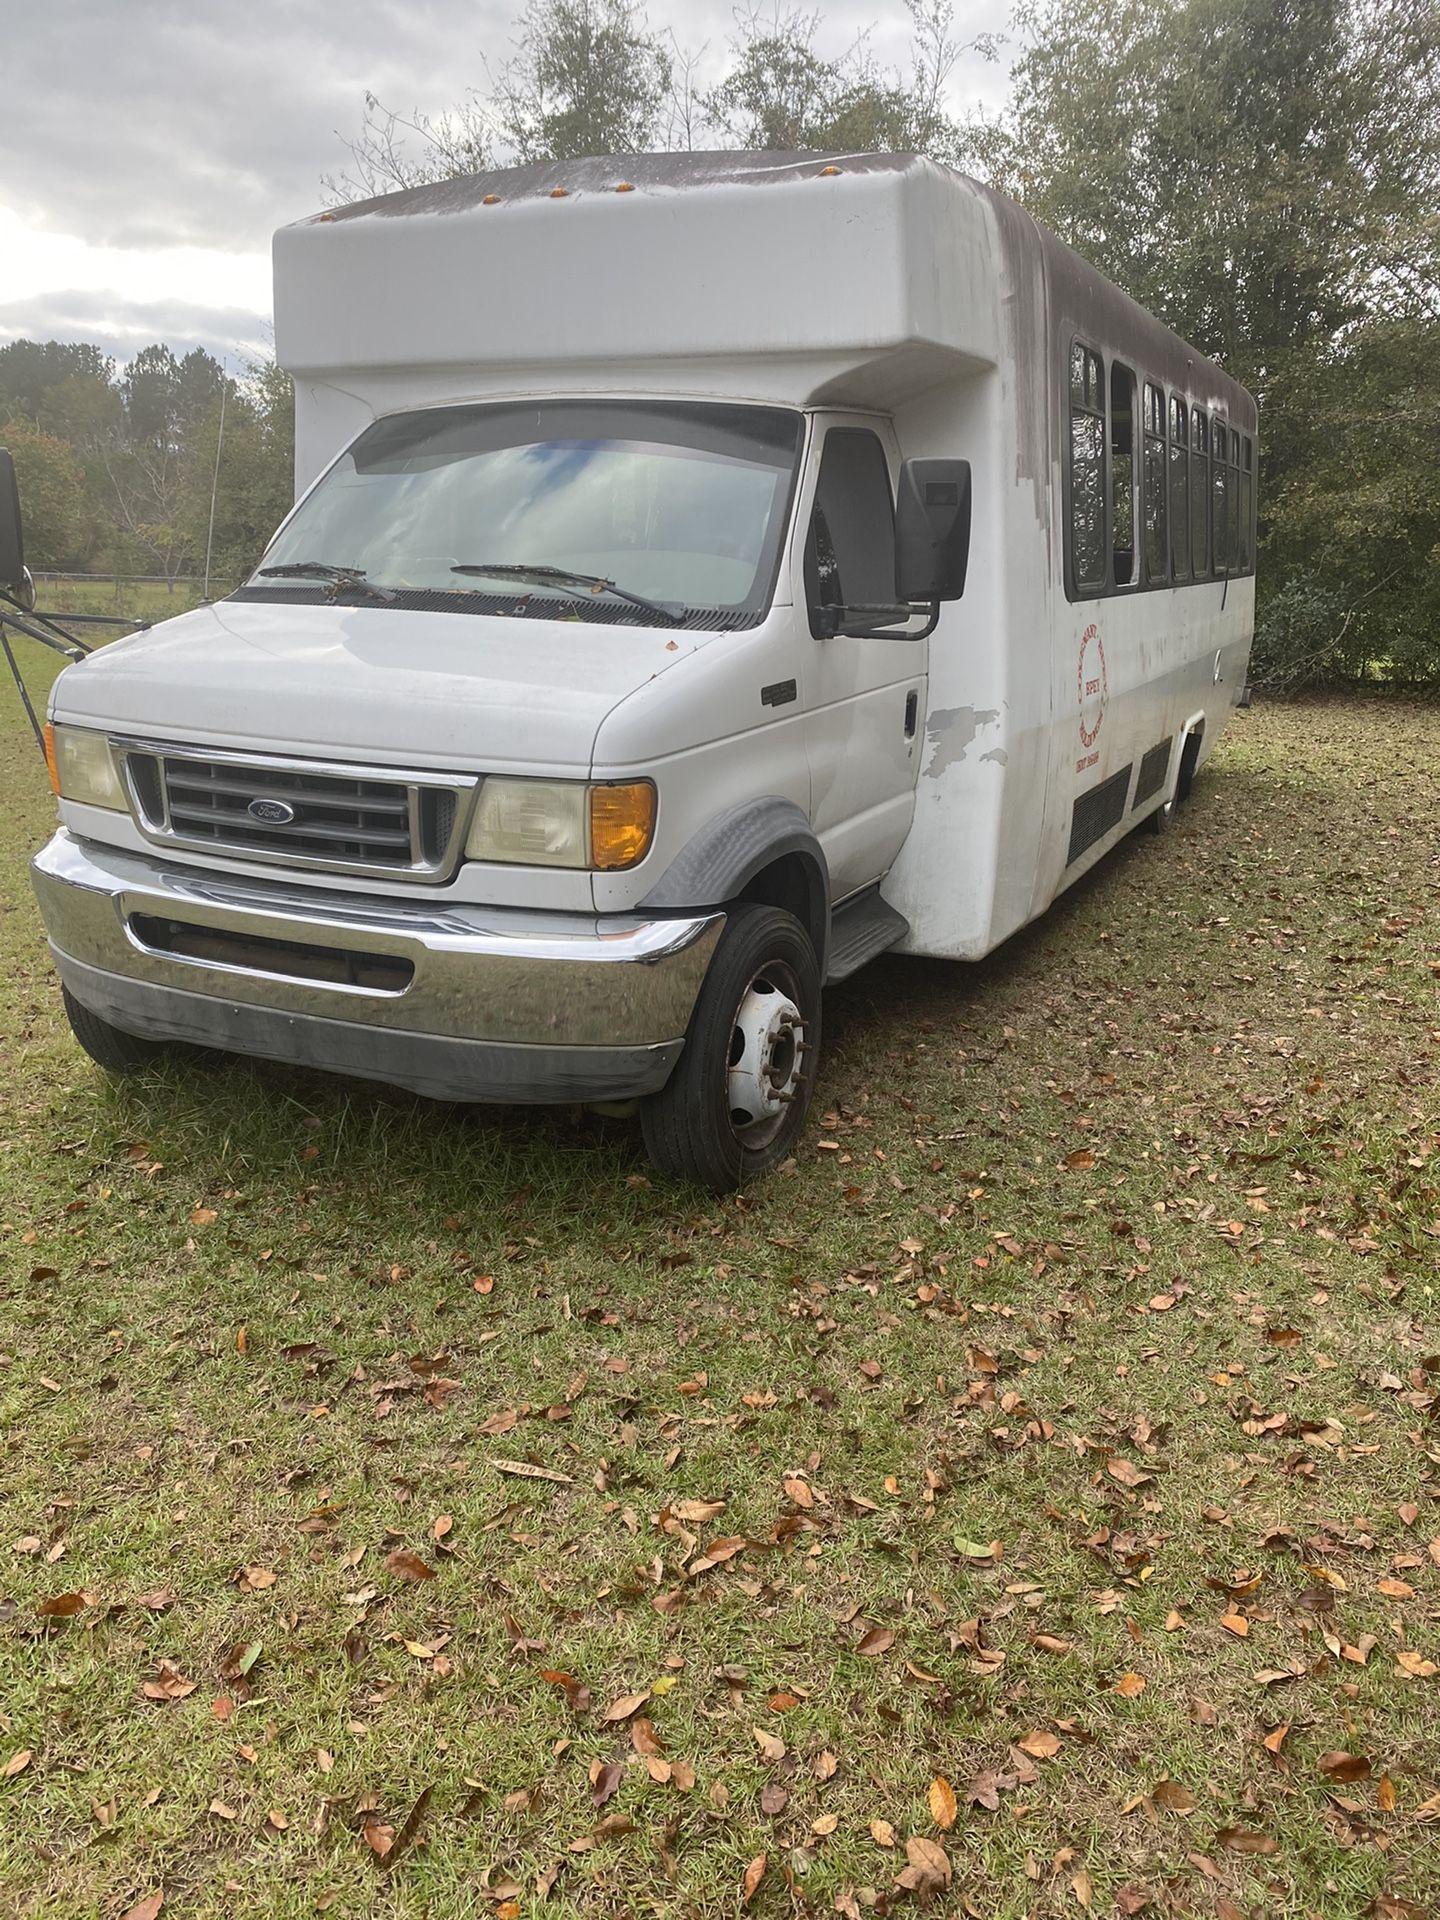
[1,642,1437,1919]
[24,580,208,626]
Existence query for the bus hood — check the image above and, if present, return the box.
[50,598,697,777]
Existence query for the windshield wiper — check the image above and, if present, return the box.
[257,561,395,602]
[450,562,685,626]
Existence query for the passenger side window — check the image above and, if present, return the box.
[1227,428,1241,571]
[1239,437,1254,572]
[1211,415,1229,571]
[1168,394,1189,581]
[1142,380,1167,583]
[805,428,897,635]
[1190,406,1209,575]
[1068,342,1106,593]
[1110,359,1138,587]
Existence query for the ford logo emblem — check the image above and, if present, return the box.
[248,797,296,825]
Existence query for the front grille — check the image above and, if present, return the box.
[117,744,474,881]
[129,914,414,993]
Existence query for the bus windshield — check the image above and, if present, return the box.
[244,399,805,630]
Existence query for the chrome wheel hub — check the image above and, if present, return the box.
[727,970,805,1139]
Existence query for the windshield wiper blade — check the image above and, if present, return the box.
[450,562,685,626]
[258,561,395,602]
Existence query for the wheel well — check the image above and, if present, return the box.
[735,852,828,970]
[1176,722,1205,803]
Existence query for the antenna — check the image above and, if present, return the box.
[202,361,229,602]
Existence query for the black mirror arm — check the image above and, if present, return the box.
[0,594,92,659]
[817,600,939,640]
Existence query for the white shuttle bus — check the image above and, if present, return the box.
[21,152,1257,1188]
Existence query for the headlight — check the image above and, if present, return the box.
[465,778,656,870]
[466,778,589,867]
[45,725,127,811]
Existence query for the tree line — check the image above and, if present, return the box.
[0,340,293,592]
[4,0,1435,683]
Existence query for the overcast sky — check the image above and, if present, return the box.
[1,0,1012,371]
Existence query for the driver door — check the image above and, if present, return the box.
[796,416,926,900]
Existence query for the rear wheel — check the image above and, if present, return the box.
[1150,727,1203,834]
[640,903,821,1191]
[62,986,171,1074]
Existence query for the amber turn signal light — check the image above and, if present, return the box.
[589,782,656,871]
[43,722,60,796]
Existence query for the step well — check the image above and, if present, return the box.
[825,889,909,984]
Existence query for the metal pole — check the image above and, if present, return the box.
[202,365,229,602]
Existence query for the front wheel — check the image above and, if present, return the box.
[640,903,821,1190]
[62,985,172,1074]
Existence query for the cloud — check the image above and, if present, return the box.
[1,0,1012,364]
[5,0,1010,253]
[0,290,274,368]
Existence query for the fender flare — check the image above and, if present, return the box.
[640,796,831,974]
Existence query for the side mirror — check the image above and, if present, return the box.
[895,458,970,604]
[0,450,25,592]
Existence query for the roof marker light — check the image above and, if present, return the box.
[615,182,635,193]
[482,193,501,205]
[819,165,842,177]
[549,187,570,199]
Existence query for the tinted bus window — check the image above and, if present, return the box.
[1110,360,1138,586]
[1168,394,1189,581]
[1190,405,1209,575]
[1228,428,1241,570]
[1142,380,1167,582]
[1211,415,1229,572]
[1069,343,1106,592]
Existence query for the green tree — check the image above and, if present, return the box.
[176,361,298,593]
[0,340,113,426]
[704,2,985,159]
[492,0,673,161]
[0,422,87,571]
[983,0,1440,684]
[329,0,992,190]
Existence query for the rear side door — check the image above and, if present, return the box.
[795,416,926,900]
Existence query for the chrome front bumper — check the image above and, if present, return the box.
[31,831,723,1104]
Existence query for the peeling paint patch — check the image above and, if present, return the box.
[980,747,1009,766]
[923,705,1000,779]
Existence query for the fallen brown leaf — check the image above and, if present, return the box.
[928,1775,958,1829]
[119,1897,165,1920]
[602,1691,650,1723]
[742,1853,767,1906]
[896,1834,952,1905]
[1217,1828,1279,1855]
[384,1549,435,1583]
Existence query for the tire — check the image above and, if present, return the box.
[1146,793,1176,834]
[62,985,171,1075]
[641,903,821,1191]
